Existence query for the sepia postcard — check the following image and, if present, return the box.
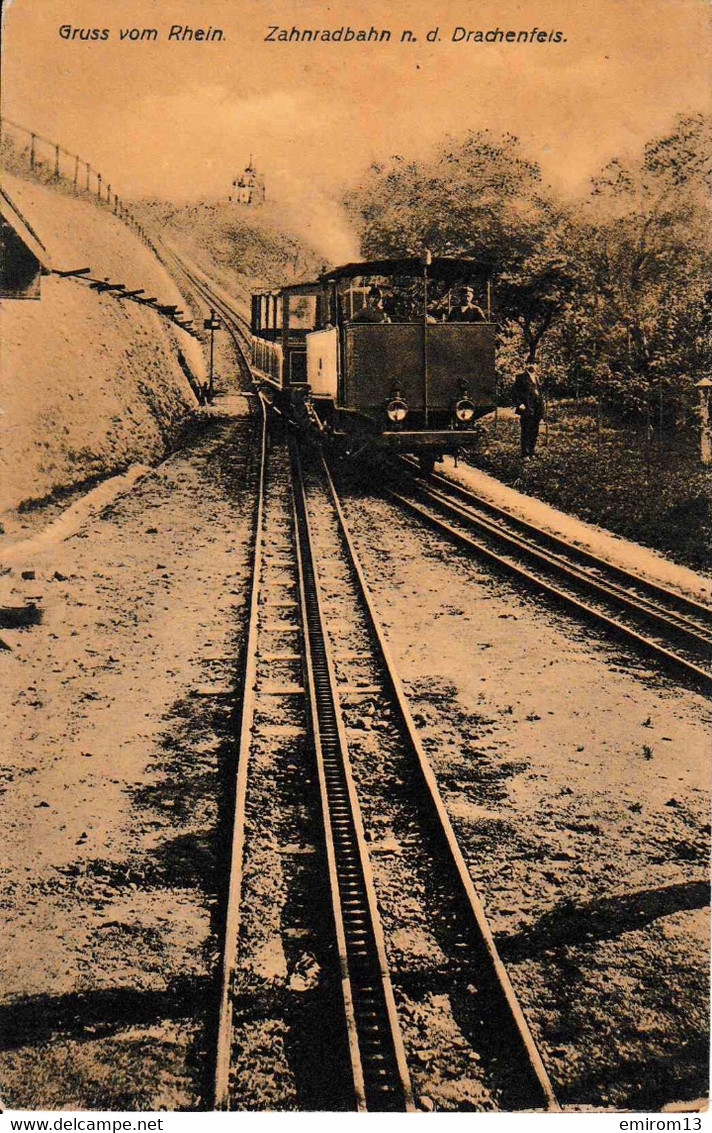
[1,0,710,1122]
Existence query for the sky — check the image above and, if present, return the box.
[2,0,710,258]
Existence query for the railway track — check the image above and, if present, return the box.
[213,403,560,1110]
[154,265,408,1107]
[213,406,413,1111]
[131,248,705,1103]
[152,236,254,381]
[154,236,709,689]
[291,435,415,1112]
[386,460,712,695]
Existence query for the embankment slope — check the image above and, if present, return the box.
[0,172,206,513]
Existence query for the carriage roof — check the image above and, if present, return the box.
[319,258,491,284]
[251,258,492,300]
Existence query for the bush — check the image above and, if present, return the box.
[468,407,712,571]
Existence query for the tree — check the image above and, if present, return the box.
[564,114,712,420]
[345,131,580,367]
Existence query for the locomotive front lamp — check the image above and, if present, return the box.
[455,397,477,424]
[386,397,409,424]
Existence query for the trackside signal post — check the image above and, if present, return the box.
[204,310,221,396]
[421,248,432,427]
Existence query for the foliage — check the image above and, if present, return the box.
[344,131,580,365]
[134,199,324,293]
[551,115,712,420]
[469,403,712,570]
[346,116,712,427]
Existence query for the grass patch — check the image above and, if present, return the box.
[466,402,712,572]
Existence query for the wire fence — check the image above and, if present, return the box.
[557,396,706,464]
[488,394,708,471]
[0,117,153,241]
[0,116,201,340]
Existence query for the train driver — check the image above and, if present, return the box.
[447,285,486,322]
[354,286,392,324]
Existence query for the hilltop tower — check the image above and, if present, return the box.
[229,157,265,206]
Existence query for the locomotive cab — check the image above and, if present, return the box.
[251,257,497,463]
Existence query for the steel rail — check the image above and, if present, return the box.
[319,453,561,1112]
[290,437,415,1112]
[418,463,712,635]
[417,479,712,659]
[388,486,712,695]
[182,263,252,346]
[166,248,252,340]
[166,247,413,1109]
[152,236,254,378]
[213,418,414,1111]
[213,395,268,1109]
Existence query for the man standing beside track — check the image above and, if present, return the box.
[513,362,544,458]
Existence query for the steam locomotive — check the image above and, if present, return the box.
[250,257,496,470]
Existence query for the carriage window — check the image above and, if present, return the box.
[287,294,317,330]
[273,295,283,330]
[258,295,268,330]
[337,280,371,321]
[316,289,336,328]
[351,287,370,319]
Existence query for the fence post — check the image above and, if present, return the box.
[493,374,498,436]
[6,120,163,269]
[658,379,664,434]
[695,378,712,465]
[6,120,157,262]
[644,403,652,481]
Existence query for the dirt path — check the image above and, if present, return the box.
[1,416,708,1112]
[0,407,255,1110]
[340,487,709,1111]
